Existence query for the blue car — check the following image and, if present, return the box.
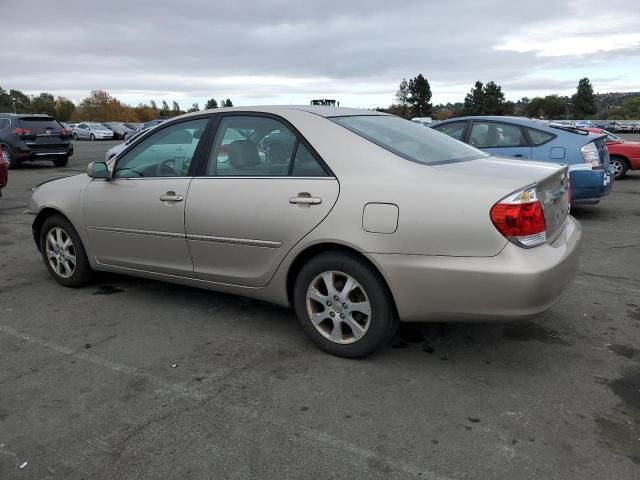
[431,116,614,205]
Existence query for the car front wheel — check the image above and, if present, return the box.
[610,156,628,179]
[89,133,95,141]
[40,215,93,287]
[293,251,397,358]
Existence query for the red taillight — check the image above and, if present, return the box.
[13,128,33,136]
[490,187,546,248]
[61,128,71,137]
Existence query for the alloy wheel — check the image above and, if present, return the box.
[305,270,371,344]
[45,227,76,279]
[612,159,623,176]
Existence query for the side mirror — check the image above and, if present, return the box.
[87,161,109,179]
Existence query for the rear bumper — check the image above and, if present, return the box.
[569,168,613,205]
[368,216,582,322]
[13,143,74,161]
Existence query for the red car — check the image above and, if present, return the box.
[585,128,640,179]
[0,147,8,197]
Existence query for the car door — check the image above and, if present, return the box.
[82,117,211,275]
[467,121,532,159]
[185,114,339,287]
[76,124,88,139]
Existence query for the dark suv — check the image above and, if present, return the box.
[0,114,73,169]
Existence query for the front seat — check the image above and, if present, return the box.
[227,140,260,174]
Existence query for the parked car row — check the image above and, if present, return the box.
[553,119,640,133]
[28,106,580,358]
[431,116,613,205]
[584,127,640,178]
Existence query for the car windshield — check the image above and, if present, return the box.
[331,115,488,164]
[88,123,108,130]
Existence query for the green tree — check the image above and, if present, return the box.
[187,102,200,113]
[541,95,567,119]
[223,99,233,107]
[54,97,75,121]
[150,100,158,111]
[463,81,486,115]
[160,100,170,117]
[30,92,56,116]
[171,101,181,116]
[571,78,597,118]
[407,74,432,117]
[396,78,409,105]
[525,97,545,118]
[205,98,218,109]
[463,81,510,115]
[9,89,31,113]
[620,97,640,118]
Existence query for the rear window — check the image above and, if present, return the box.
[18,117,62,132]
[331,115,488,165]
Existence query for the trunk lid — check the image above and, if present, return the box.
[18,117,68,148]
[432,157,570,244]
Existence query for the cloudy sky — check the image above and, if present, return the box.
[2,0,639,109]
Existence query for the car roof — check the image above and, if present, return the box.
[180,105,387,120]
[436,116,552,126]
[0,113,55,119]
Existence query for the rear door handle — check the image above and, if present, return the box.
[289,196,322,205]
[160,191,183,202]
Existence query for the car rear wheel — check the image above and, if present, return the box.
[53,156,69,167]
[89,133,95,141]
[40,215,93,287]
[293,251,397,358]
[610,156,628,179]
[2,146,18,170]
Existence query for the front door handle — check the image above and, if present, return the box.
[160,191,183,202]
[289,196,322,205]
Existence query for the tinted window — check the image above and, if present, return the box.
[291,143,327,177]
[469,122,523,148]
[433,121,466,140]
[332,115,487,164]
[114,118,208,178]
[208,116,297,176]
[0,119,9,130]
[526,128,555,146]
[18,117,62,133]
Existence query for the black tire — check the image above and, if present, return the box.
[610,156,628,180]
[89,133,95,141]
[73,133,79,141]
[293,251,397,358]
[2,146,18,170]
[39,214,93,288]
[53,156,69,167]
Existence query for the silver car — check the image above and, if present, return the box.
[73,122,114,141]
[28,106,581,357]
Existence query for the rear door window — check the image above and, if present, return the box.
[469,122,524,148]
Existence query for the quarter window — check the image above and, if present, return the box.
[469,122,524,148]
[291,143,327,177]
[113,118,208,178]
[526,128,555,146]
[433,121,466,141]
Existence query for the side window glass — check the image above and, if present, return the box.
[113,118,208,178]
[470,122,523,148]
[0,119,8,129]
[291,143,327,177]
[434,122,466,141]
[527,128,554,146]
[208,116,297,176]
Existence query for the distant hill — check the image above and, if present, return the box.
[595,91,640,109]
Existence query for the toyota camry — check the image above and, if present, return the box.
[28,106,581,357]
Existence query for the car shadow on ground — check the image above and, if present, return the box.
[88,272,569,364]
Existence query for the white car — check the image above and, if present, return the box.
[73,123,114,141]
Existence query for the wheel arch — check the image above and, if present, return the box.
[285,242,398,315]
[32,207,73,251]
[610,153,630,166]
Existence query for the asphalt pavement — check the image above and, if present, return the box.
[0,138,639,479]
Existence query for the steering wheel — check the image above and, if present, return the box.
[156,159,176,176]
